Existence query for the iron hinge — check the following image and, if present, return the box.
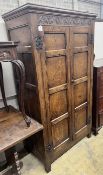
[45,144,52,151]
[35,35,43,50]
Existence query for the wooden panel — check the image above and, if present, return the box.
[6,14,29,29]
[10,27,31,45]
[74,82,87,107]
[74,107,87,132]
[50,90,68,120]
[24,87,41,122]
[47,56,66,88]
[99,113,103,126]
[74,47,88,54]
[99,86,103,98]
[46,49,66,58]
[20,53,36,85]
[73,52,88,79]
[74,33,88,47]
[92,66,103,135]
[99,98,103,113]
[70,26,91,139]
[9,26,31,53]
[41,26,71,152]
[99,72,103,97]
[52,118,69,147]
[44,33,66,50]
[51,113,68,125]
[49,84,67,95]
[73,76,88,85]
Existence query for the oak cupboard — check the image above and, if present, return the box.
[2,4,96,172]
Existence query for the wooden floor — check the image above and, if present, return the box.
[21,128,103,175]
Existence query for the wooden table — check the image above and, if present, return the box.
[0,106,43,175]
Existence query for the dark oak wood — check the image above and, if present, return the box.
[92,58,103,135]
[2,4,96,172]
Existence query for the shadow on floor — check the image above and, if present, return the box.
[21,128,103,175]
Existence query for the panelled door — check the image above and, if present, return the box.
[70,26,92,140]
[41,26,72,151]
[41,25,92,153]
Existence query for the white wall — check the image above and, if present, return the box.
[0,17,8,41]
[94,22,103,59]
[0,62,18,109]
[0,18,18,110]
[0,0,101,19]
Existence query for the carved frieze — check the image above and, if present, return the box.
[0,51,11,60]
[39,15,92,26]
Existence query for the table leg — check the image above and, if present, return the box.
[5,147,21,175]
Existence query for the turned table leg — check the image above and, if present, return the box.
[5,147,21,175]
[14,150,21,175]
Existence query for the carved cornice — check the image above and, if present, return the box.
[39,15,92,26]
[2,3,96,22]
